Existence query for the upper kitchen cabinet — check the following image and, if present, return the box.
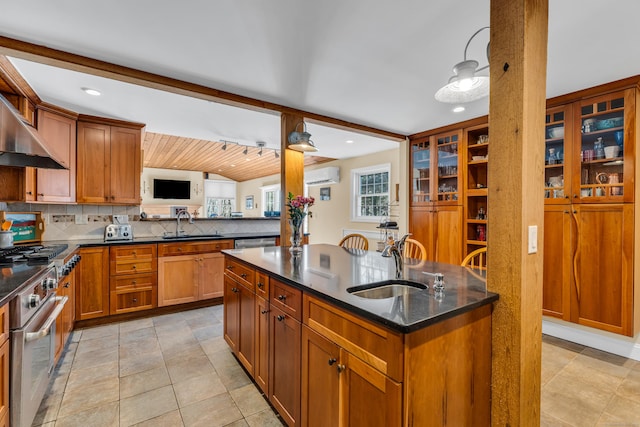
[31,104,78,203]
[434,130,462,205]
[410,137,432,205]
[77,115,144,205]
[571,89,635,203]
[544,105,573,204]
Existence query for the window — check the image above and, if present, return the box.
[261,185,281,217]
[351,164,391,222]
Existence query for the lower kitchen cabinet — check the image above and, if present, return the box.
[55,267,76,363]
[409,205,463,264]
[110,273,157,315]
[269,305,301,427]
[0,305,8,426]
[76,247,110,320]
[223,275,255,375]
[254,295,270,394]
[542,206,572,319]
[158,255,199,305]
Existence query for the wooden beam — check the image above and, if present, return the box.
[487,0,548,425]
[281,113,305,245]
[0,36,406,142]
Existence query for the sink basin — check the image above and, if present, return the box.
[347,280,427,299]
[162,233,224,240]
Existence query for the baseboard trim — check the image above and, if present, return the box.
[542,318,640,361]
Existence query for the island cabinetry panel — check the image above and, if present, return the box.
[110,244,157,315]
[0,304,8,425]
[223,274,255,375]
[76,246,110,320]
[158,240,231,306]
[76,117,143,204]
[254,295,270,394]
[225,257,256,291]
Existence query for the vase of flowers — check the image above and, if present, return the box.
[286,192,314,253]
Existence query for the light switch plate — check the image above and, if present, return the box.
[75,214,88,225]
[528,225,538,254]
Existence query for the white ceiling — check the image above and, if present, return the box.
[1,0,640,156]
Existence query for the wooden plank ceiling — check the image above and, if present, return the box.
[143,132,335,182]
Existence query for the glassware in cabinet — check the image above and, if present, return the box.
[544,106,571,203]
[411,138,431,205]
[576,92,626,202]
[435,131,461,203]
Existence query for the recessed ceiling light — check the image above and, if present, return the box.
[218,169,223,172]
[245,158,251,161]
[346,140,354,144]
[230,164,236,167]
[453,106,465,113]
[82,87,101,96]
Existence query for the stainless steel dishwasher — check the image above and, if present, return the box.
[234,237,277,249]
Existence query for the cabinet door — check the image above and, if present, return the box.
[223,276,241,353]
[0,339,7,425]
[542,206,573,320]
[199,252,225,300]
[409,206,435,261]
[237,283,255,376]
[434,130,462,204]
[77,121,110,203]
[572,204,634,335]
[109,126,141,204]
[544,105,572,205]
[341,351,402,427]
[435,205,463,265]
[411,137,432,205]
[270,305,301,427]
[76,247,110,320]
[158,255,198,306]
[35,109,77,202]
[254,296,270,394]
[24,167,36,202]
[301,327,340,427]
[63,269,76,337]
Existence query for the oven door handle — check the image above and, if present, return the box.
[25,296,68,342]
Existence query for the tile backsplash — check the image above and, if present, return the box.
[2,203,279,242]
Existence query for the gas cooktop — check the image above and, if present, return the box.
[0,244,68,266]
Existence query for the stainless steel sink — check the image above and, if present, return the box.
[347,280,427,299]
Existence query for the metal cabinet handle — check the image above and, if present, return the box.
[132,298,138,303]
[277,315,285,321]
[132,265,136,270]
[26,191,33,195]
[337,364,346,373]
[37,193,44,196]
[132,251,137,255]
[257,282,264,289]
[277,294,286,301]
[177,247,182,251]
[231,287,239,293]
[64,282,70,288]
[261,310,269,315]
[328,358,337,366]
[227,265,234,269]
[240,273,247,279]
[132,280,137,285]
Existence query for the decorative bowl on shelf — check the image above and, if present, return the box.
[472,155,486,161]
[547,127,564,139]
[604,145,621,159]
[597,117,624,130]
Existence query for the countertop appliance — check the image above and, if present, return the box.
[104,223,133,242]
[9,264,67,427]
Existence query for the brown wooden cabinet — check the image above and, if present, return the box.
[76,116,144,204]
[158,240,231,306]
[0,304,8,426]
[254,295,270,394]
[542,206,572,319]
[76,246,110,320]
[55,265,76,364]
[223,274,256,375]
[409,205,463,264]
[110,244,158,315]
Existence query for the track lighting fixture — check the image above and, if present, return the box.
[243,146,248,155]
[274,150,280,159]
[222,141,227,151]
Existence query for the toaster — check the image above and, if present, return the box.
[104,224,133,242]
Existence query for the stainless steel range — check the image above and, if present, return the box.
[6,244,69,427]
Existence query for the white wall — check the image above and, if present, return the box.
[236,175,281,218]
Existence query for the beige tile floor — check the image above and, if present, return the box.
[32,305,284,427]
[31,306,640,426]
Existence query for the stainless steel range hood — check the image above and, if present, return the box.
[0,94,66,170]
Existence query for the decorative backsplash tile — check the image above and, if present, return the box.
[88,215,111,222]
[51,215,74,223]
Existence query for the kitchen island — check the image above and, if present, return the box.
[223,244,498,427]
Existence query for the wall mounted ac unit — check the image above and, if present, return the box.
[305,166,340,186]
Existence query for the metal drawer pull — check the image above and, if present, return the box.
[337,364,346,373]
[26,296,68,342]
[277,294,286,301]
[240,273,247,279]
[277,315,285,321]
[328,358,337,366]
[261,310,269,315]
[132,265,136,270]
[231,287,239,293]
[132,298,138,303]
[257,282,264,289]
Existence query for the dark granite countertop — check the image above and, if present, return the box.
[223,244,498,333]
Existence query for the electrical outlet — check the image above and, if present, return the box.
[75,214,88,225]
[113,214,129,224]
[528,225,538,254]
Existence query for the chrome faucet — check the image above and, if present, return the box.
[382,234,410,279]
[176,209,194,236]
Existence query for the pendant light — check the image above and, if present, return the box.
[435,27,490,104]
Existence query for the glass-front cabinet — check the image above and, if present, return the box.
[434,130,461,204]
[544,105,572,204]
[464,125,489,255]
[574,90,632,203]
[411,138,431,205]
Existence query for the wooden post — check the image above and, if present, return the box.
[487,0,548,425]
[281,112,305,245]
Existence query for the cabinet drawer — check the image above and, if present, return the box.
[158,240,234,257]
[270,279,302,322]
[110,286,157,315]
[110,273,157,291]
[303,294,403,382]
[110,244,156,261]
[225,258,255,291]
[255,271,270,299]
[111,259,156,275]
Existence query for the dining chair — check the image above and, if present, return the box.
[338,233,369,251]
[402,238,427,260]
[461,247,487,279]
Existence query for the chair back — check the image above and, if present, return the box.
[402,238,427,260]
[338,233,369,251]
[461,247,487,277]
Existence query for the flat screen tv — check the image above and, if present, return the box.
[153,179,190,199]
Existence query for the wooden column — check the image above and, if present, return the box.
[487,0,548,425]
[280,112,305,245]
